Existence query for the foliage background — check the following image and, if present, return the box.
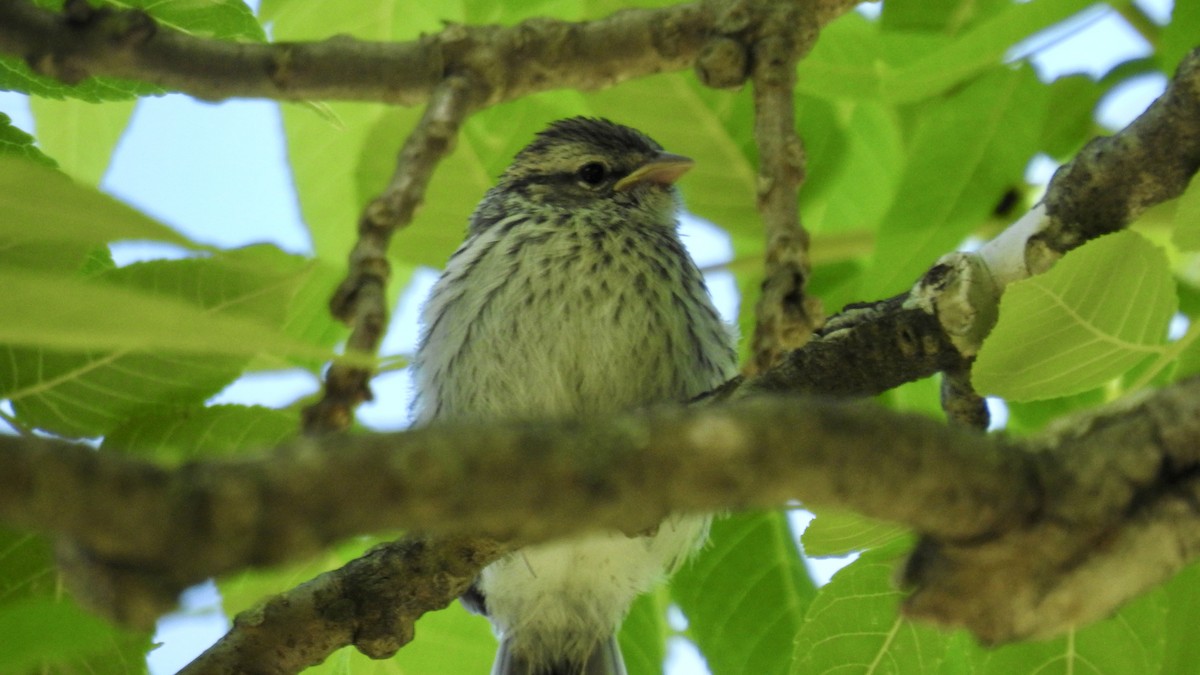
[2,0,1200,673]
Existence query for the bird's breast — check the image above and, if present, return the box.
[412,217,734,423]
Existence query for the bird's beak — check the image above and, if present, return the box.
[613,152,694,191]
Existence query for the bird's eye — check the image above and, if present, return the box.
[577,162,608,186]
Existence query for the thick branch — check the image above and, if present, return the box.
[1,394,1027,628]
[6,378,1200,645]
[0,0,858,106]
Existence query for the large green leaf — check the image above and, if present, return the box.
[1171,176,1200,252]
[797,0,1094,103]
[28,97,136,185]
[619,589,669,675]
[791,539,949,675]
[266,0,450,265]
[0,249,332,437]
[1159,0,1200,73]
[101,404,300,460]
[0,113,56,168]
[0,529,151,674]
[970,586,1166,674]
[0,156,195,250]
[802,509,908,558]
[973,231,1176,401]
[861,65,1046,298]
[673,512,816,675]
[1161,561,1200,675]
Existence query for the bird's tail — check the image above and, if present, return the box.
[490,635,627,675]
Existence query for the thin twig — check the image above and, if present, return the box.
[302,76,478,435]
[743,3,824,376]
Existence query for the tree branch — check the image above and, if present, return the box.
[743,46,1200,403]
[0,0,859,107]
[7,374,1200,646]
[302,76,478,434]
[742,1,825,377]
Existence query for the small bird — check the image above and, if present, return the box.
[411,117,738,675]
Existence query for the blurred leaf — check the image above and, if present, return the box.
[802,101,903,238]
[791,538,950,675]
[0,156,195,250]
[0,530,151,673]
[970,585,1166,674]
[1041,74,1103,160]
[862,65,1046,298]
[1159,1,1200,73]
[1004,387,1108,434]
[0,599,127,672]
[267,0,449,265]
[28,98,136,185]
[881,0,1010,34]
[673,512,816,675]
[101,404,300,460]
[116,0,266,41]
[0,248,333,437]
[974,231,1176,401]
[0,113,56,168]
[620,588,669,675]
[797,0,1093,103]
[802,509,908,558]
[1161,561,1200,674]
[1171,176,1200,252]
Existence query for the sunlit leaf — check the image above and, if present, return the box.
[28,97,136,185]
[802,509,908,558]
[674,512,816,675]
[861,65,1046,298]
[101,404,300,460]
[974,231,1176,401]
[791,539,948,675]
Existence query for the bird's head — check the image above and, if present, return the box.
[486,117,693,226]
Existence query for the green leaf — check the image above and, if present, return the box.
[1159,0,1200,74]
[28,97,136,185]
[1161,561,1200,675]
[881,0,1009,34]
[0,529,152,673]
[268,0,448,265]
[114,0,266,41]
[802,509,908,558]
[101,404,300,460]
[0,112,56,168]
[0,250,333,437]
[973,231,1177,401]
[0,155,196,250]
[620,589,669,675]
[0,599,127,672]
[801,101,903,237]
[1171,176,1200,252]
[791,538,950,675]
[861,65,1046,298]
[971,585,1166,674]
[0,54,162,101]
[1041,74,1103,160]
[673,512,816,675]
[797,0,1095,103]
